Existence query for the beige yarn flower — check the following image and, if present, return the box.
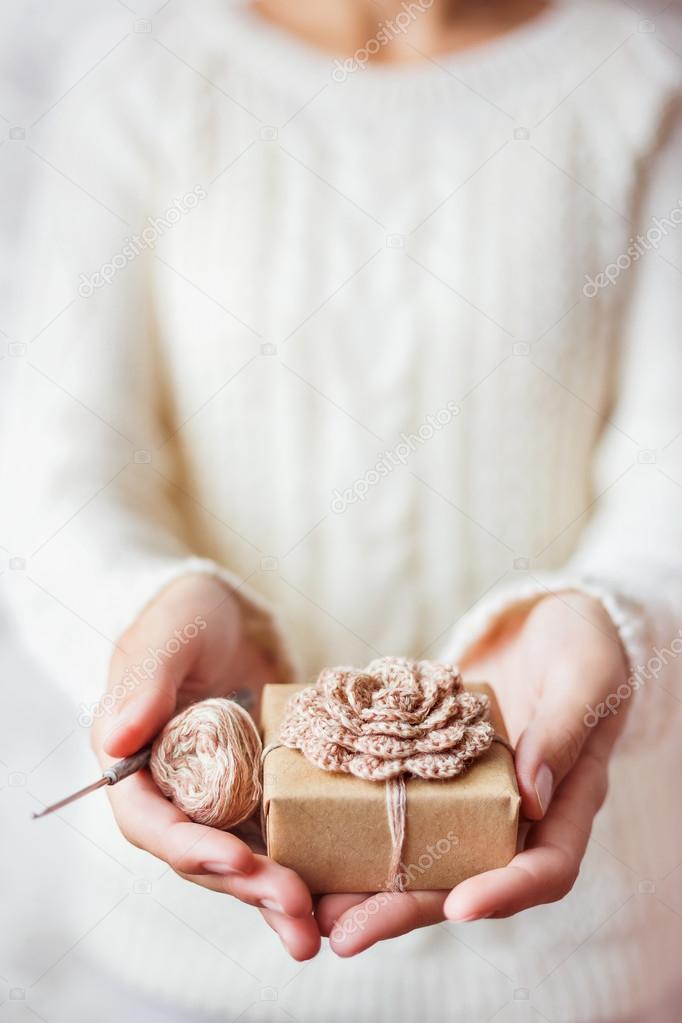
[280,657,494,782]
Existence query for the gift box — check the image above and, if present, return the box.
[261,681,520,893]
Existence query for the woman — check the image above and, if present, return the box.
[6,0,682,1019]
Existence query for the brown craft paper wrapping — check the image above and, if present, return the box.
[261,683,520,893]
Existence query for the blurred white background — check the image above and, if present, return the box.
[2,1,682,1020]
[0,4,126,1015]
[0,6,250,1020]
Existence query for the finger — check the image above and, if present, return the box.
[445,739,609,920]
[105,768,255,877]
[513,659,618,818]
[516,595,628,820]
[181,853,313,918]
[316,893,369,937]
[115,770,313,914]
[99,684,179,759]
[327,890,447,957]
[95,657,184,760]
[95,606,210,758]
[260,908,321,961]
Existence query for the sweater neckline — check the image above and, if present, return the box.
[224,1,590,104]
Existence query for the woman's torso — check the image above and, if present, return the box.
[149,0,665,676]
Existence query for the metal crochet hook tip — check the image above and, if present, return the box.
[32,692,256,820]
[31,746,153,820]
[31,777,111,819]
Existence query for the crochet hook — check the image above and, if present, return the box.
[30,689,257,820]
[31,746,152,820]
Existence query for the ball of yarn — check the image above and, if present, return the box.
[150,698,262,829]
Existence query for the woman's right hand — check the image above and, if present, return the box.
[90,573,320,960]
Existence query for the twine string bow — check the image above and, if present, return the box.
[278,657,501,892]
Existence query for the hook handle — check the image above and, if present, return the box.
[102,746,153,784]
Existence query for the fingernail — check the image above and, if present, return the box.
[535,763,554,815]
[201,861,245,876]
[260,898,285,913]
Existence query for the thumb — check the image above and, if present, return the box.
[94,630,195,760]
[514,698,592,821]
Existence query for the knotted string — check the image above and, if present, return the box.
[385,775,407,891]
[262,733,513,891]
[271,657,513,892]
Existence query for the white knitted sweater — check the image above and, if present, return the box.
[5,1,682,1019]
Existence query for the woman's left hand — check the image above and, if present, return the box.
[316,592,631,955]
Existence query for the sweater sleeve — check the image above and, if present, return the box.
[439,108,682,745]
[1,54,296,709]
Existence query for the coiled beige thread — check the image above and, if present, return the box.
[150,697,262,829]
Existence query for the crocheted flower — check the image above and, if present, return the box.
[279,657,494,781]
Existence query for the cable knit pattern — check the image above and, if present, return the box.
[4,1,682,1020]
